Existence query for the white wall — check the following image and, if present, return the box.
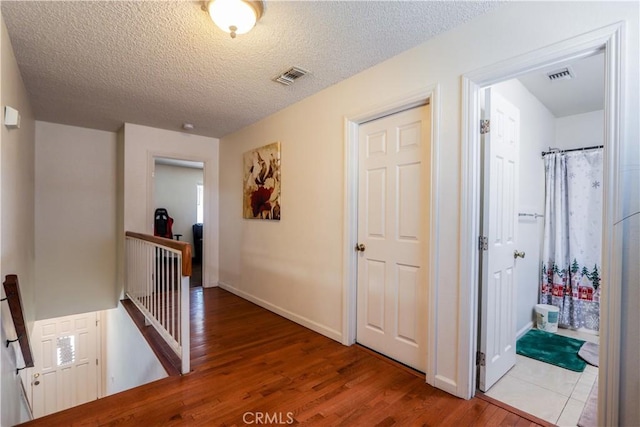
[491,79,555,336]
[1,15,36,426]
[154,163,203,249]
[123,123,219,287]
[555,110,604,150]
[102,303,167,395]
[35,122,118,320]
[219,1,639,413]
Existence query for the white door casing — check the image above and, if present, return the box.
[356,105,430,372]
[29,312,99,418]
[456,25,619,425]
[478,89,520,391]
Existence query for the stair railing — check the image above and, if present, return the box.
[124,232,191,374]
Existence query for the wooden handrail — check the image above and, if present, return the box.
[3,275,34,369]
[126,231,192,277]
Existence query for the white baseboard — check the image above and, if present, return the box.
[435,375,458,396]
[202,282,218,288]
[517,322,533,340]
[217,281,343,343]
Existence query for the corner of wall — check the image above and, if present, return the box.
[1,14,36,330]
[116,127,125,302]
[1,15,34,421]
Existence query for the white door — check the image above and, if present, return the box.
[356,105,430,372]
[29,312,99,418]
[478,89,520,391]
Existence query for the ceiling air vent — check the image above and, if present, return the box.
[546,66,575,82]
[273,66,309,86]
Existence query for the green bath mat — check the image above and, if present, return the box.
[516,329,586,372]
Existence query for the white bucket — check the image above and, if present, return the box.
[535,304,559,333]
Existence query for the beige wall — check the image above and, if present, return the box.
[219,1,639,414]
[1,15,36,426]
[1,18,35,327]
[123,123,219,287]
[35,122,118,319]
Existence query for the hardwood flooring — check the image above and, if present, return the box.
[191,261,202,287]
[21,288,549,426]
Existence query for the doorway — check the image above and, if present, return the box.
[477,53,605,424]
[153,157,205,287]
[27,311,101,418]
[355,104,431,372]
[343,86,439,382]
[462,23,623,427]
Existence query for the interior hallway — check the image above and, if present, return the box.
[21,287,549,426]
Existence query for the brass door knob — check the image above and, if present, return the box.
[355,243,366,252]
[514,250,525,259]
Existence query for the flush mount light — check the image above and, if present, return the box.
[206,0,264,39]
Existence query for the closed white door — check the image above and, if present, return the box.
[478,89,520,391]
[29,312,99,418]
[356,105,430,372]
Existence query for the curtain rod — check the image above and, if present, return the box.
[541,145,604,157]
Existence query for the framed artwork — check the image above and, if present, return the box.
[243,142,281,220]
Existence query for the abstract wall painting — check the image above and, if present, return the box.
[243,142,281,220]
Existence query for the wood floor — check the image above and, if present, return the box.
[21,288,549,426]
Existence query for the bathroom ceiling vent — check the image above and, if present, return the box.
[273,66,309,86]
[546,66,575,82]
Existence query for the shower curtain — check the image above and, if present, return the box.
[540,149,603,331]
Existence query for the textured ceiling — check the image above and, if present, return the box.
[2,1,502,138]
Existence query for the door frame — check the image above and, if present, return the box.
[27,311,101,417]
[342,84,441,385]
[148,152,209,286]
[459,23,624,426]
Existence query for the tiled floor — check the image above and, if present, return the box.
[485,328,599,426]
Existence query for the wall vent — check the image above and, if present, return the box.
[273,66,309,86]
[546,66,575,82]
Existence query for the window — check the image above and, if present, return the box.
[57,335,75,366]
[196,184,204,223]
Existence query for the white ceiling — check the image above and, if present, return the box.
[517,52,604,117]
[1,1,504,139]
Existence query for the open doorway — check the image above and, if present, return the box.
[458,21,624,427]
[153,157,205,287]
[477,52,604,425]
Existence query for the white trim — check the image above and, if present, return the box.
[218,281,343,343]
[95,311,103,399]
[342,85,441,385]
[342,117,359,346]
[147,151,219,288]
[459,75,483,399]
[460,23,624,427]
[598,23,624,427]
[516,322,533,341]
[427,84,441,388]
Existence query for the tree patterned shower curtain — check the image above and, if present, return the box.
[540,149,603,331]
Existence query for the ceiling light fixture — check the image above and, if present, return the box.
[206,0,264,39]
